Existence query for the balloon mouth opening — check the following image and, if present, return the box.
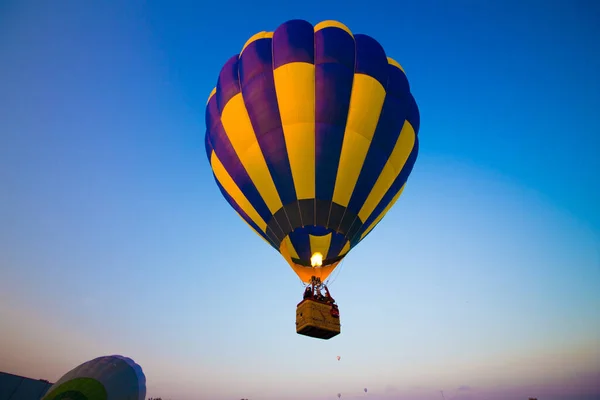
[310,252,324,267]
[283,226,350,268]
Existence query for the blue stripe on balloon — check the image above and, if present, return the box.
[326,232,347,260]
[273,19,314,68]
[289,229,312,261]
[407,94,420,135]
[315,27,355,68]
[314,27,355,202]
[216,55,241,113]
[239,38,297,206]
[204,130,213,162]
[386,63,410,98]
[353,34,388,87]
[205,90,221,131]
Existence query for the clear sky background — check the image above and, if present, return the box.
[1,1,599,400]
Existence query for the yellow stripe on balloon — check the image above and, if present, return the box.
[273,62,316,200]
[332,73,386,207]
[220,93,283,214]
[309,233,332,259]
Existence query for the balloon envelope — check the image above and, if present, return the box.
[205,19,420,283]
[42,355,146,400]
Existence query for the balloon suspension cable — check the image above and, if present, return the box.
[325,257,346,287]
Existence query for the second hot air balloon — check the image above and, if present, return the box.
[205,19,420,339]
[42,355,146,400]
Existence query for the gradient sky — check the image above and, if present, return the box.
[1,1,599,400]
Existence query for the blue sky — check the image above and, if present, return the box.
[1,1,599,400]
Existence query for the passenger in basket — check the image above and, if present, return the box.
[303,285,313,300]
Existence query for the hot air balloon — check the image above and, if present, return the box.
[205,19,420,339]
[337,356,341,361]
[338,394,342,399]
[41,355,146,400]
